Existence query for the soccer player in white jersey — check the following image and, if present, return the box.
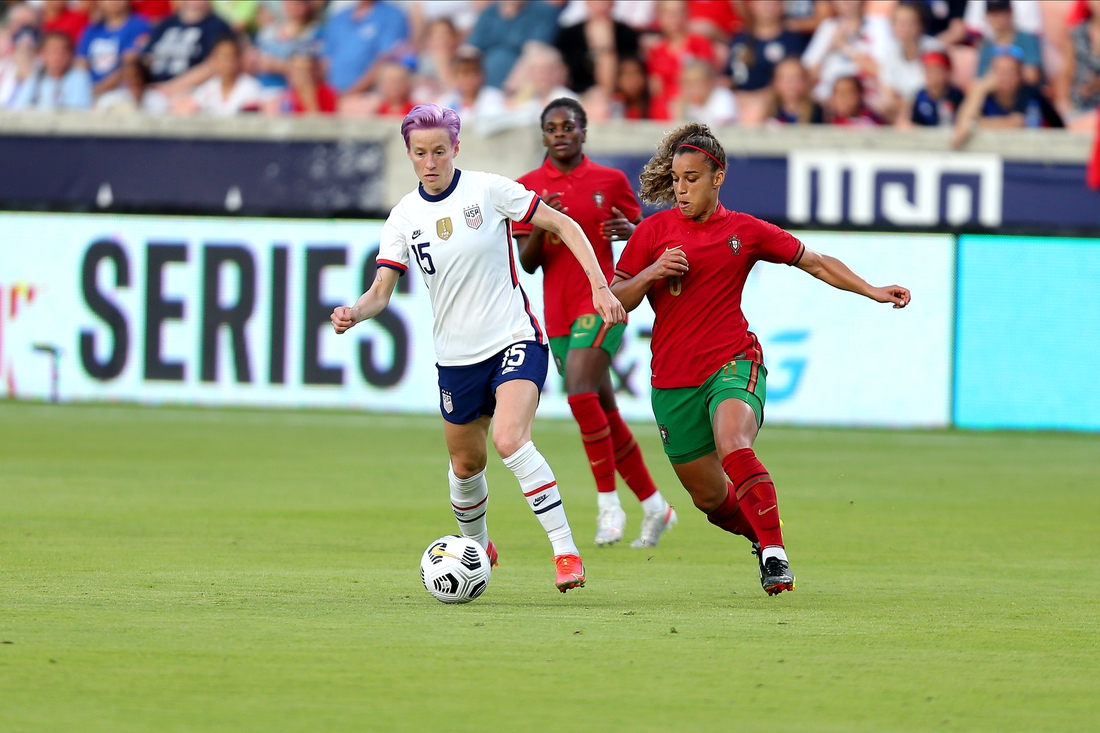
[330,104,626,592]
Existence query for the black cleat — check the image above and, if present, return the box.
[760,556,795,596]
[751,542,764,583]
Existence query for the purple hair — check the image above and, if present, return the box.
[401,104,461,149]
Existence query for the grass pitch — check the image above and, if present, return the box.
[1,401,1098,732]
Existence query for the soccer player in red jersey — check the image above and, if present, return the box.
[513,99,675,548]
[611,123,911,595]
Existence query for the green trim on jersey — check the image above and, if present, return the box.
[650,360,767,464]
[548,314,626,375]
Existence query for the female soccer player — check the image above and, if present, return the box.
[610,123,911,595]
[514,98,675,549]
[331,104,626,592]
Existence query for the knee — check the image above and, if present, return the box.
[691,485,725,513]
[491,430,528,461]
[450,453,486,479]
[715,432,754,458]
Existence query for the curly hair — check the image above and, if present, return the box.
[638,122,727,206]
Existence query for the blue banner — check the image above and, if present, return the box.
[955,235,1100,430]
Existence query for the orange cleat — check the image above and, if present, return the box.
[485,540,499,569]
[553,554,586,592]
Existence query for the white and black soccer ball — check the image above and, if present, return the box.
[419,535,491,604]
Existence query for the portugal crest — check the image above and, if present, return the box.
[593,190,604,208]
[728,234,741,255]
[436,217,453,240]
[463,204,483,230]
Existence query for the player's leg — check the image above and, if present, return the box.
[491,343,584,592]
[667,453,758,542]
[594,372,674,547]
[563,343,625,545]
[711,394,795,596]
[438,363,497,565]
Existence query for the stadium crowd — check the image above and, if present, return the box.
[0,0,1098,145]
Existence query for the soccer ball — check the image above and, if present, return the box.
[419,535,491,604]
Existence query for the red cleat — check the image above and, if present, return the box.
[553,554,586,592]
[485,540,499,569]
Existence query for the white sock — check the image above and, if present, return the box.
[449,463,489,550]
[596,490,622,511]
[640,491,669,515]
[502,441,579,557]
[762,545,788,564]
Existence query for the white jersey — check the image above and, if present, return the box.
[378,169,546,366]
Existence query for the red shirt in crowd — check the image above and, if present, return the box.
[687,0,744,36]
[513,155,642,338]
[1088,109,1100,190]
[288,84,338,114]
[377,99,415,117]
[646,33,715,120]
[131,0,173,23]
[614,205,804,389]
[43,7,89,46]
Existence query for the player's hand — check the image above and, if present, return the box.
[871,286,911,309]
[592,285,627,326]
[647,246,689,281]
[331,306,358,334]
[600,207,635,242]
[542,190,566,213]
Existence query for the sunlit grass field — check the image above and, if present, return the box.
[2,401,1098,732]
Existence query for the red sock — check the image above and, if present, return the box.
[567,393,617,493]
[706,481,758,542]
[605,408,658,502]
[722,448,784,548]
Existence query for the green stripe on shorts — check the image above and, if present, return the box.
[650,360,768,464]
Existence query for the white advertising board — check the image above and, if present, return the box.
[0,213,952,426]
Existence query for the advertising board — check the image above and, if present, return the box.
[0,213,954,427]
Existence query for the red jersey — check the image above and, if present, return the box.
[513,155,642,338]
[288,84,338,114]
[614,205,804,389]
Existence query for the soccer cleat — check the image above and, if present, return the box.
[760,556,795,596]
[751,542,764,583]
[485,540,499,569]
[553,554,586,592]
[594,506,627,546]
[630,505,678,548]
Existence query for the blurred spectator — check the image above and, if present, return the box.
[964,0,1043,39]
[184,34,262,114]
[268,52,337,114]
[95,52,170,112]
[365,58,415,115]
[465,1,561,89]
[826,74,880,125]
[434,49,507,122]
[502,41,576,116]
[766,55,823,123]
[975,0,1042,87]
[1060,0,1100,125]
[1088,110,1099,188]
[76,0,152,97]
[555,0,639,94]
[319,0,409,95]
[0,7,41,108]
[909,50,963,126]
[252,0,319,93]
[405,1,479,44]
[877,1,943,121]
[728,0,807,92]
[952,47,1064,147]
[802,0,893,103]
[784,0,831,42]
[686,0,743,42]
[646,0,716,119]
[10,31,93,110]
[610,54,655,119]
[132,0,173,24]
[212,0,260,34]
[42,0,91,47]
[913,0,967,47]
[144,0,232,94]
[416,17,461,96]
[675,57,738,125]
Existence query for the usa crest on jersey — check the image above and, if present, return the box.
[464,204,483,230]
[442,389,454,413]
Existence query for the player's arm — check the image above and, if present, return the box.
[516,192,565,273]
[330,267,402,333]
[794,247,911,308]
[529,203,626,325]
[610,246,688,312]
